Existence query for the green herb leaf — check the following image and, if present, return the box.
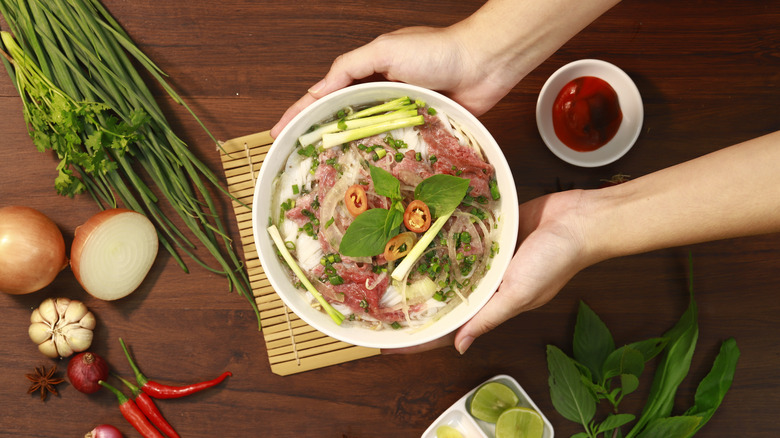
[681,337,740,437]
[634,416,701,438]
[547,345,597,426]
[596,413,636,435]
[414,174,470,217]
[626,281,699,438]
[384,201,404,237]
[574,300,616,383]
[625,337,668,363]
[339,209,391,257]
[370,165,401,200]
[620,373,640,397]
[602,345,644,382]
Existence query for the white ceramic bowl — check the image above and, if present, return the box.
[252,82,519,349]
[536,59,643,167]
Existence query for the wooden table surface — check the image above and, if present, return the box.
[1,1,778,436]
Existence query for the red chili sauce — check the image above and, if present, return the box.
[552,76,622,152]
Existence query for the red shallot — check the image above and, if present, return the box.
[68,351,110,394]
[0,206,67,294]
[85,424,123,438]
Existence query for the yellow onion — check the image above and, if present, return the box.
[0,206,68,294]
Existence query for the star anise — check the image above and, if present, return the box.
[26,365,65,401]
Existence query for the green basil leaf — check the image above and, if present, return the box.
[634,416,701,438]
[339,208,389,257]
[596,413,636,435]
[383,201,404,237]
[370,165,401,200]
[574,300,615,384]
[626,288,699,438]
[414,174,470,217]
[602,346,644,382]
[547,345,597,426]
[626,337,668,362]
[620,373,640,397]
[681,337,740,437]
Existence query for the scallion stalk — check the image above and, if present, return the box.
[322,115,424,149]
[267,225,345,325]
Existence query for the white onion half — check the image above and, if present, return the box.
[70,209,158,300]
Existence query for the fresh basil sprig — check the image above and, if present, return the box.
[339,167,469,257]
[547,256,739,438]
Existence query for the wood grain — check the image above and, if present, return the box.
[1,0,778,436]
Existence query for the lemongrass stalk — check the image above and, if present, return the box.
[322,115,424,149]
[298,107,419,147]
[267,225,345,325]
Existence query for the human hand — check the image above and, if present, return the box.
[271,24,523,138]
[383,189,594,355]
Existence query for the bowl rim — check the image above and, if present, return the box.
[536,58,644,167]
[251,81,519,349]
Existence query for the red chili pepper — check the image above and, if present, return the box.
[120,338,232,400]
[100,380,165,438]
[116,374,180,438]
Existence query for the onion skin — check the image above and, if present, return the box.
[85,424,123,438]
[68,351,110,394]
[0,206,68,295]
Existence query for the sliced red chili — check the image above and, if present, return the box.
[404,200,431,233]
[384,232,417,261]
[345,185,368,217]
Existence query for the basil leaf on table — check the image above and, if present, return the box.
[339,208,391,257]
[547,345,597,426]
[596,413,636,435]
[574,300,616,383]
[682,337,740,437]
[602,345,645,383]
[626,287,699,438]
[370,165,401,200]
[414,174,470,216]
[634,416,701,438]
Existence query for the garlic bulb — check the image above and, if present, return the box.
[28,298,95,358]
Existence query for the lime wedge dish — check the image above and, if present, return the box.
[420,374,554,438]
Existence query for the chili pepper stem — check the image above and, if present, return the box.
[120,337,150,387]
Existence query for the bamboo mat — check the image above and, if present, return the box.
[218,131,380,376]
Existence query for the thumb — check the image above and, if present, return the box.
[453,284,527,354]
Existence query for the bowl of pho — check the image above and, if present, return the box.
[253,82,518,349]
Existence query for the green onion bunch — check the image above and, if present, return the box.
[0,0,260,328]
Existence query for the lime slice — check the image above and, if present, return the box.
[436,425,464,438]
[468,382,520,423]
[495,407,544,438]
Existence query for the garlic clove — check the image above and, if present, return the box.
[79,311,96,330]
[30,308,46,324]
[53,333,73,357]
[37,298,58,325]
[62,299,89,324]
[54,297,71,320]
[28,322,52,344]
[38,339,60,358]
[63,326,94,352]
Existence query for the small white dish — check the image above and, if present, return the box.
[536,59,643,167]
[421,374,554,438]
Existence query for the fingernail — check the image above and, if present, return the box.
[308,79,326,95]
[456,336,474,355]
